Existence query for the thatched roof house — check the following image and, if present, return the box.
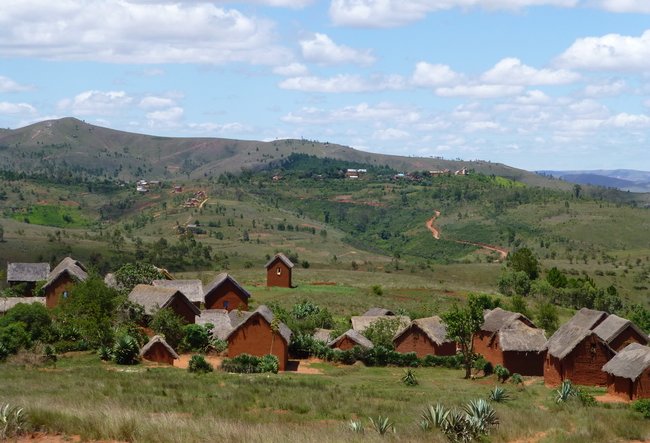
[0,297,45,315]
[266,253,294,288]
[393,316,456,357]
[602,343,650,400]
[351,315,410,332]
[203,273,250,311]
[313,328,333,343]
[128,284,200,324]
[7,262,50,283]
[140,335,179,365]
[226,305,292,370]
[153,279,203,307]
[42,257,88,308]
[195,309,235,340]
[480,307,536,332]
[363,307,395,316]
[593,314,649,351]
[328,329,374,351]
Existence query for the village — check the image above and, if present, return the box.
[3,253,650,403]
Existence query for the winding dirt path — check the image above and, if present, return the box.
[426,211,509,260]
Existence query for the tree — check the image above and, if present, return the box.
[362,317,403,349]
[546,267,567,288]
[0,224,4,242]
[114,262,164,294]
[573,184,582,199]
[0,302,52,342]
[442,294,485,379]
[497,271,531,296]
[508,295,530,318]
[508,247,540,280]
[150,308,186,349]
[536,301,559,335]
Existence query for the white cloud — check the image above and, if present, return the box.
[58,90,132,116]
[411,62,461,87]
[187,121,251,134]
[279,74,405,92]
[595,0,650,13]
[436,84,524,98]
[282,102,419,125]
[373,127,410,140]
[0,102,36,115]
[556,30,650,71]
[583,79,626,97]
[273,63,309,76]
[329,0,578,28]
[464,121,503,132]
[299,33,375,65]
[0,75,31,92]
[606,113,650,128]
[515,90,551,105]
[139,96,176,109]
[481,57,580,85]
[146,106,184,126]
[0,1,290,65]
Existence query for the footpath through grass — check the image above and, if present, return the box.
[1,353,648,442]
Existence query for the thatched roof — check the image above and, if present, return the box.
[602,343,650,380]
[226,305,292,344]
[351,315,410,332]
[593,314,648,345]
[568,307,608,330]
[203,273,251,301]
[481,307,535,333]
[0,297,45,314]
[153,279,203,304]
[313,328,333,343]
[394,316,451,346]
[196,309,234,340]
[140,335,179,359]
[127,284,200,316]
[363,307,395,316]
[328,329,374,350]
[498,321,547,352]
[265,253,294,269]
[7,263,50,283]
[42,257,88,291]
[546,308,611,359]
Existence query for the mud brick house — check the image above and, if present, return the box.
[472,308,547,376]
[544,308,614,386]
[393,316,456,358]
[226,305,292,371]
[203,273,250,311]
[328,329,374,351]
[362,307,395,316]
[42,257,88,308]
[265,253,294,288]
[351,315,411,333]
[6,262,50,296]
[593,314,649,351]
[0,297,45,316]
[602,343,650,400]
[128,284,200,324]
[153,279,203,309]
[140,335,179,365]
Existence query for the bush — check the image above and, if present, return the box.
[362,318,402,349]
[422,354,463,369]
[632,399,650,418]
[0,322,31,359]
[150,308,186,349]
[210,338,228,353]
[188,354,213,373]
[258,354,279,373]
[180,324,211,352]
[0,302,52,342]
[473,356,493,375]
[98,345,112,361]
[221,353,278,374]
[112,335,139,365]
[494,364,510,383]
[371,285,383,296]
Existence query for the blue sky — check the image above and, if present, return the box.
[1,0,650,171]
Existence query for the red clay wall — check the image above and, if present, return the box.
[609,327,649,351]
[394,327,456,357]
[472,331,504,366]
[45,275,74,308]
[333,336,360,351]
[544,355,564,387]
[227,315,289,371]
[632,368,650,400]
[545,335,612,387]
[266,260,292,288]
[204,280,248,311]
[607,374,632,400]
[502,351,545,376]
[142,342,175,365]
[167,297,196,324]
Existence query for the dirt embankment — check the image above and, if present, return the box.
[426,211,508,260]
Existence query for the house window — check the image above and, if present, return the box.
[276,267,282,276]
[63,290,68,299]
[223,301,229,309]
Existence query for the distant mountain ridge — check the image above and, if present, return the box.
[538,169,650,193]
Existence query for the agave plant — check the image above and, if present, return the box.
[464,399,499,435]
[488,385,509,402]
[555,380,577,403]
[420,403,449,431]
[401,368,419,386]
[0,403,26,439]
[348,419,364,434]
[442,409,475,443]
[369,415,395,435]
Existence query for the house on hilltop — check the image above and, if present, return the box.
[393,316,456,358]
[593,314,649,351]
[6,262,50,296]
[42,257,88,308]
[153,279,203,309]
[328,329,374,351]
[203,273,250,311]
[265,253,294,288]
[602,343,650,400]
[140,335,179,365]
[128,284,200,324]
[226,305,292,371]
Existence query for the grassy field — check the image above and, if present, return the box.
[1,352,648,442]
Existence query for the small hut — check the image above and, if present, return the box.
[362,307,395,316]
[6,262,50,296]
[393,316,456,358]
[140,335,179,365]
[593,314,649,351]
[226,305,292,371]
[328,329,374,351]
[350,315,410,333]
[492,321,548,375]
[473,308,537,360]
[313,328,334,343]
[265,253,294,288]
[602,343,650,400]
[153,279,203,309]
[128,284,200,324]
[203,273,250,311]
[42,257,88,308]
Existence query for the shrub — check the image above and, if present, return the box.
[577,389,596,407]
[371,284,383,296]
[112,335,139,365]
[362,318,402,349]
[150,308,186,349]
[180,324,211,352]
[0,322,31,359]
[488,386,509,402]
[0,302,52,342]
[98,345,112,361]
[473,356,493,375]
[188,354,213,373]
[210,338,228,354]
[401,368,418,386]
[259,354,279,374]
[422,354,463,369]
[0,403,27,440]
[221,354,278,374]
[632,399,650,419]
[369,416,394,435]
[510,373,524,387]
[43,345,57,366]
[494,364,510,383]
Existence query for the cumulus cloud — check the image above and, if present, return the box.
[58,90,132,116]
[556,30,650,71]
[481,58,580,85]
[0,1,290,65]
[146,106,184,126]
[583,79,626,97]
[282,102,419,125]
[606,112,650,128]
[299,33,375,65]
[139,96,176,109]
[279,74,405,92]
[436,84,524,98]
[514,90,552,105]
[411,62,462,87]
[0,75,31,92]
[273,63,309,76]
[595,0,650,13]
[0,102,37,115]
[464,121,503,132]
[329,0,578,28]
[373,127,410,140]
